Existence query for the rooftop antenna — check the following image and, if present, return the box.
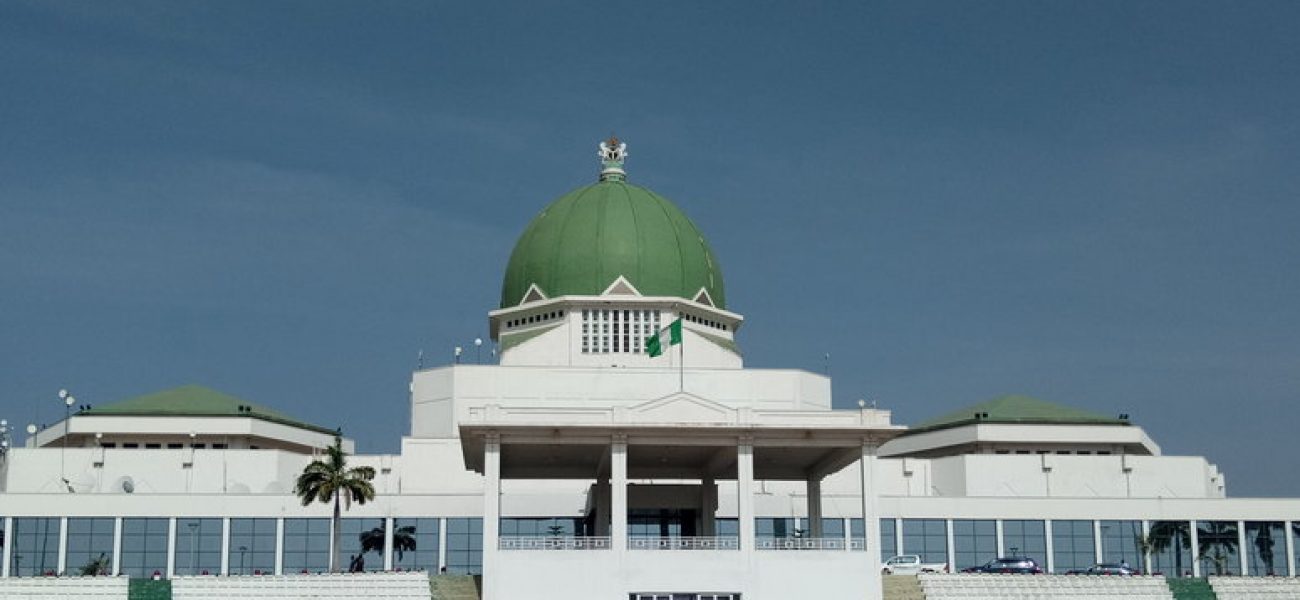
[454,346,463,365]
[417,349,424,370]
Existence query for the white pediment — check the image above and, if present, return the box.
[692,287,716,307]
[601,275,643,297]
[625,393,736,425]
[520,284,548,305]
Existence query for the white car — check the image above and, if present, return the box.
[882,554,949,575]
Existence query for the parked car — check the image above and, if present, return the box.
[882,554,950,575]
[963,557,1044,574]
[1065,563,1140,576]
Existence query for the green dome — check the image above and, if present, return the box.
[501,179,725,309]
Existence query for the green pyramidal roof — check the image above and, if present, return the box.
[501,180,725,309]
[909,395,1127,435]
[81,384,337,435]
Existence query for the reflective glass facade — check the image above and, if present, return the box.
[878,518,896,561]
[1051,520,1095,573]
[902,519,947,564]
[1099,520,1143,566]
[952,520,996,570]
[1244,521,1286,576]
[1002,520,1046,561]
[174,518,221,575]
[120,518,169,578]
[338,518,386,572]
[1148,521,1192,576]
[66,518,115,576]
[10,517,60,576]
[283,518,330,573]
[1197,520,1241,576]
[445,518,482,575]
[755,518,797,539]
[393,518,440,572]
[228,518,276,575]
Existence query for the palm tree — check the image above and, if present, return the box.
[294,436,376,572]
[78,553,110,576]
[1253,524,1276,575]
[1196,521,1239,576]
[359,524,417,562]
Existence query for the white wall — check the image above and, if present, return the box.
[410,365,833,438]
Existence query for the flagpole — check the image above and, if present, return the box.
[679,331,684,393]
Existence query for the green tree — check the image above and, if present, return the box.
[78,553,111,576]
[294,436,376,572]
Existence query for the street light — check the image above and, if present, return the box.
[238,546,248,574]
[474,338,483,364]
[58,389,75,492]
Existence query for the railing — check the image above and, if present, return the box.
[756,537,865,551]
[499,536,611,550]
[628,536,740,550]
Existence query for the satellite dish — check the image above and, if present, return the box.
[121,477,135,494]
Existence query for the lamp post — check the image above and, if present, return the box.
[58,389,75,491]
[187,522,199,574]
[238,546,248,574]
[474,338,483,364]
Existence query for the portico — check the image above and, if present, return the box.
[459,394,903,600]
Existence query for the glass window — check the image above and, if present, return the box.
[445,518,482,575]
[952,520,996,571]
[819,518,844,538]
[338,518,386,572]
[1148,521,1193,576]
[902,519,947,564]
[283,518,330,573]
[10,517,61,576]
[120,518,169,578]
[1051,520,1095,573]
[1293,523,1300,576]
[66,518,115,576]
[1244,521,1286,576]
[501,517,583,537]
[1099,520,1143,567]
[875,518,895,561]
[1197,520,1241,576]
[228,518,276,575]
[754,518,796,539]
[174,518,222,575]
[1002,520,1046,561]
[716,518,738,537]
[393,518,439,573]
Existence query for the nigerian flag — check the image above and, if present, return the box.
[646,318,683,357]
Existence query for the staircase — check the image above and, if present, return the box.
[128,579,172,600]
[882,575,925,600]
[429,574,481,600]
[1167,577,1217,600]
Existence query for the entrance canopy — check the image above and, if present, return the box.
[459,393,904,480]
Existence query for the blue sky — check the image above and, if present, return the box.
[2,2,1297,495]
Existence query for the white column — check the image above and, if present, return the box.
[1284,519,1294,576]
[945,519,956,572]
[843,518,853,552]
[995,520,1005,557]
[807,476,824,538]
[1,516,10,576]
[220,518,231,575]
[1238,520,1248,575]
[611,435,629,550]
[112,518,123,576]
[166,517,177,577]
[858,442,881,600]
[1044,519,1055,574]
[700,476,716,537]
[274,518,284,575]
[481,433,502,600]
[383,517,395,571]
[57,517,68,575]
[895,518,904,557]
[437,518,448,572]
[1141,520,1152,575]
[1190,520,1201,577]
[737,437,756,554]
[1093,520,1104,565]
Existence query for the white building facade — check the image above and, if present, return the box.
[1,139,1298,599]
